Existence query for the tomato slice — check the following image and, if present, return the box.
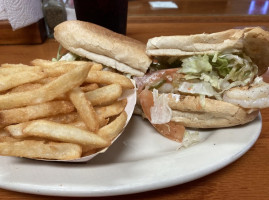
[139,89,185,143]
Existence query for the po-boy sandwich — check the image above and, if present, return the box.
[135,27,269,142]
[54,20,152,77]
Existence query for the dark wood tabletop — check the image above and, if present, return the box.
[0,0,268,199]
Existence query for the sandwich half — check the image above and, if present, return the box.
[54,20,152,77]
[135,27,269,142]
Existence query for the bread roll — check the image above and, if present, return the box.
[146,27,269,75]
[54,20,152,76]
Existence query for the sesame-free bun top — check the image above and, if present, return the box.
[146,27,269,75]
[54,20,152,76]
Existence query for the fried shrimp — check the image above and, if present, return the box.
[223,77,269,109]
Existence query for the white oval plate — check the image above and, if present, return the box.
[0,114,262,197]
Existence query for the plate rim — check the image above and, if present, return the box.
[0,114,262,197]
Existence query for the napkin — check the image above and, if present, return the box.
[0,0,43,30]
[66,7,76,21]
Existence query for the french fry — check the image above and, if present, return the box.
[90,63,103,71]
[40,62,92,77]
[29,79,68,100]
[5,112,80,139]
[45,112,79,124]
[82,148,100,157]
[8,83,42,93]
[0,128,18,142]
[0,128,10,136]
[95,99,127,119]
[5,122,28,138]
[0,69,46,92]
[98,116,109,127]
[0,63,90,110]
[97,111,127,141]
[23,120,110,148]
[68,119,109,130]
[0,65,42,76]
[86,71,134,89]
[69,117,109,130]
[69,87,99,132]
[35,77,57,84]
[0,101,75,126]
[31,59,94,77]
[0,140,82,160]
[68,120,88,130]
[31,59,92,68]
[0,128,22,142]
[80,83,99,92]
[1,63,34,68]
[42,65,79,77]
[0,135,20,142]
[85,83,122,106]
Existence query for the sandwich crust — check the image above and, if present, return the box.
[243,27,269,75]
[54,20,152,76]
[146,28,245,55]
[135,93,258,128]
[167,95,259,128]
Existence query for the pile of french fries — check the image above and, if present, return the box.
[0,59,134,160]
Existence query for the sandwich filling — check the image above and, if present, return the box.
[136,52,269,125]
[141,52,259,99]
[135,52,269,110]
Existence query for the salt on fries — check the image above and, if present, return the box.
[0,60,134,160]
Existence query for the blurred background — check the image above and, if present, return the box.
[128,0,269,16]
[0,0,269,44]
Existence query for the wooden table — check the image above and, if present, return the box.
[0,1,269,199]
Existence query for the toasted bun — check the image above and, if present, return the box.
[147,29,244,56]
[167,95,259,128]
[243,27,269,75]
[54,20,152,76]
[135,93,258,128]
[146,27,269,75]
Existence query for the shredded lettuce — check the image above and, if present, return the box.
[212,52,218,62]
[210,55,230,77]
[179,131,200,148]
[59,52,78,61]
[180,55,212,74]
[200,72,221,90]
[52,45,63,61]
[177,53,258,99]
[52,45,83,62]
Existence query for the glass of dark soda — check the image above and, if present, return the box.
[73,0,128,35]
